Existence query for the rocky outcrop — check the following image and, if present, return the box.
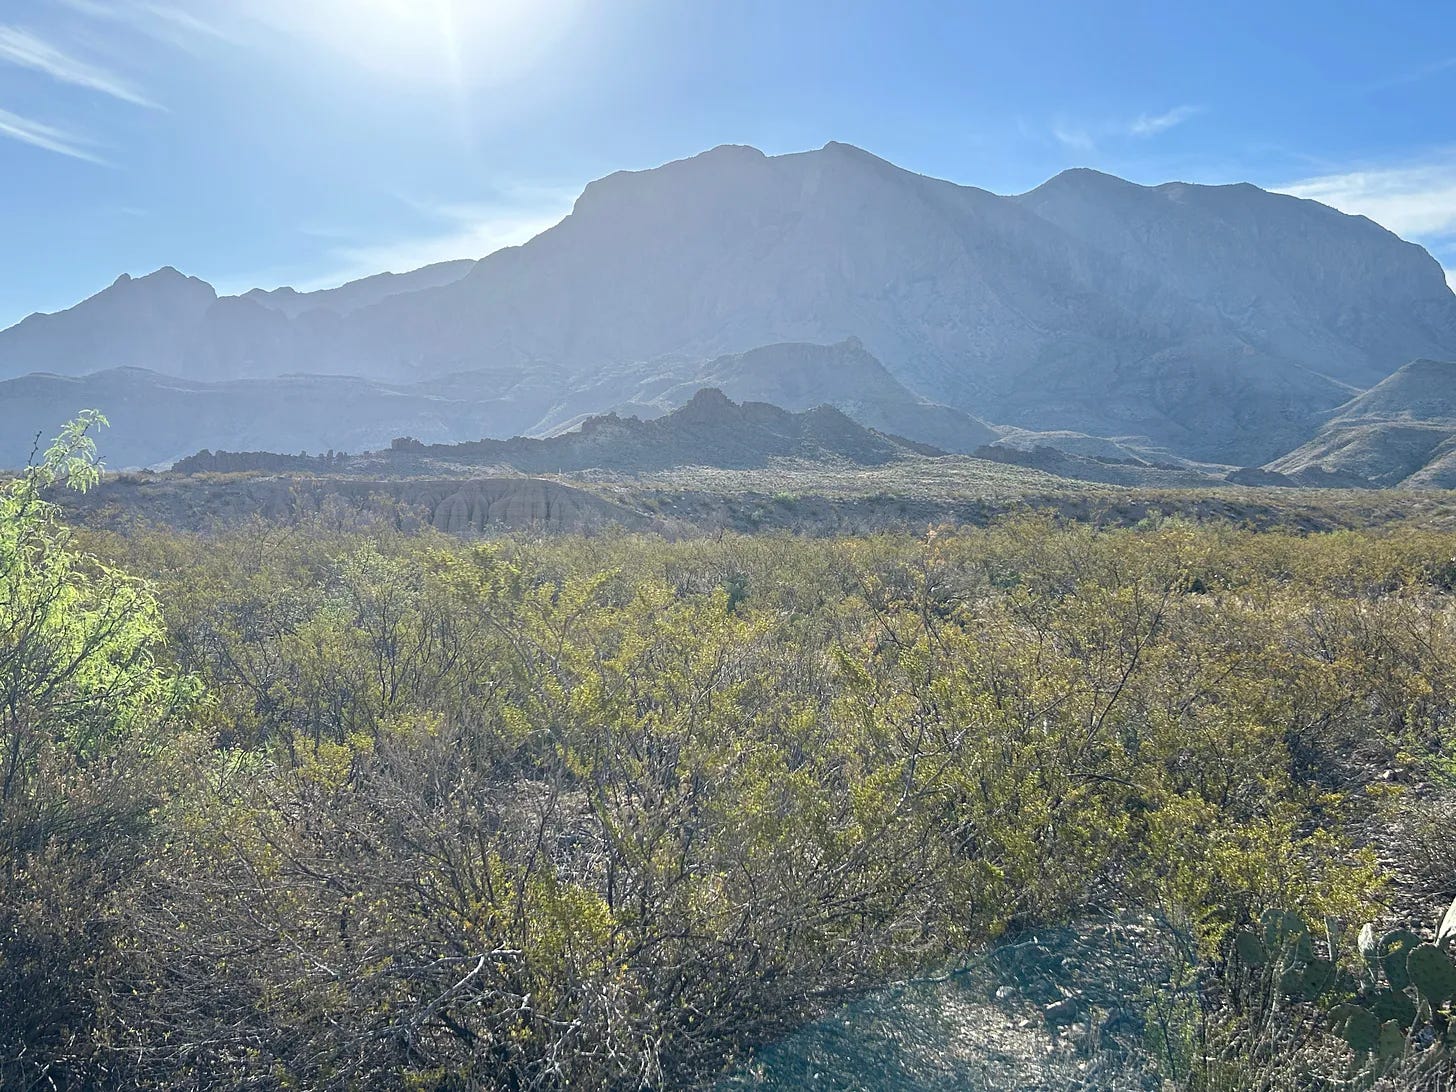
[369,387,939,474]
[159,387,936,480]
[171,449,336,474]
[618,340,998,454]
[410,479,634,533]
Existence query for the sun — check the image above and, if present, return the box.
[269,0,579,89]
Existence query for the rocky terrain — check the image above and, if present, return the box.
[969,444,1210,488]
[5,142,1455,468]
[719,916,1172,1091]
[1266,358,1456,487]
[70,449,1456,542]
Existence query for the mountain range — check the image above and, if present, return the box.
[0,340,990,469]
[4,141,1456,473]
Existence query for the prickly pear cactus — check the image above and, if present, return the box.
[1262,908,1311,959]
[1235,928,1267,967]
[1300,956,1335,1000]
[1407,942,1456,1006]
[1369,988,1416,1030]
[1380,928,1422,992]
[1377,1019,1406,1061]
[1278,963,1305,997]
[1330,1004,1380,1055]
[1260,907,1454,1067]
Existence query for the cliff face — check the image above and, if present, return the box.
[411,479,637,533]
[328,145,1453,462]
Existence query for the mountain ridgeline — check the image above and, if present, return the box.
[1266,358,1456,487]
[0,340,985,472]
[3,142,1456,472]
[172,387,940,476]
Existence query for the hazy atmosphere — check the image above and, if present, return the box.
[5,3,1456,1090]
[3,0,1455,327]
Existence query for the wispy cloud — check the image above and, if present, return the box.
[306,203,567,288]
[56,0,228,41]
[1278,159,1456,240]
[1365,54,1456,93]
[1053,104,1201,153]
[1129,105,1200,137]
[0,24,158,106]
[1279,156,1456,291]
[0,104,104,162]
[1052,122,1095,152]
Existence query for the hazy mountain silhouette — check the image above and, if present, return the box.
[173,387,941,476]
[4,143,1455,466]
[0,341,987,470]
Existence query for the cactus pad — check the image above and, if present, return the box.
[1330,1004,1380,1055]
[1369,988,1417,1029]
[1407,942,1456,1006]
[1235,928,1267,967]
[1300,956,1335,1000]
[1377,1019,1406,1060]
[1262,908,1309,957]
[1380,929,1422,991]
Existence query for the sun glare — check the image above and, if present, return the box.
[266,0,580,88]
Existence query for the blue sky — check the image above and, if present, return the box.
[1,0,1454,329]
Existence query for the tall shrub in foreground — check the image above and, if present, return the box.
[0,414,194,1089]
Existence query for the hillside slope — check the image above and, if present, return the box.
[1266,358,1456,486]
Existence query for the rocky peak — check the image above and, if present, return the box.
[679,386,737,414]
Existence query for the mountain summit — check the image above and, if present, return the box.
[3,143,1454,464]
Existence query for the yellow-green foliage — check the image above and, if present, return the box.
[0,415,198,1091]
[19,500,1456,1088]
